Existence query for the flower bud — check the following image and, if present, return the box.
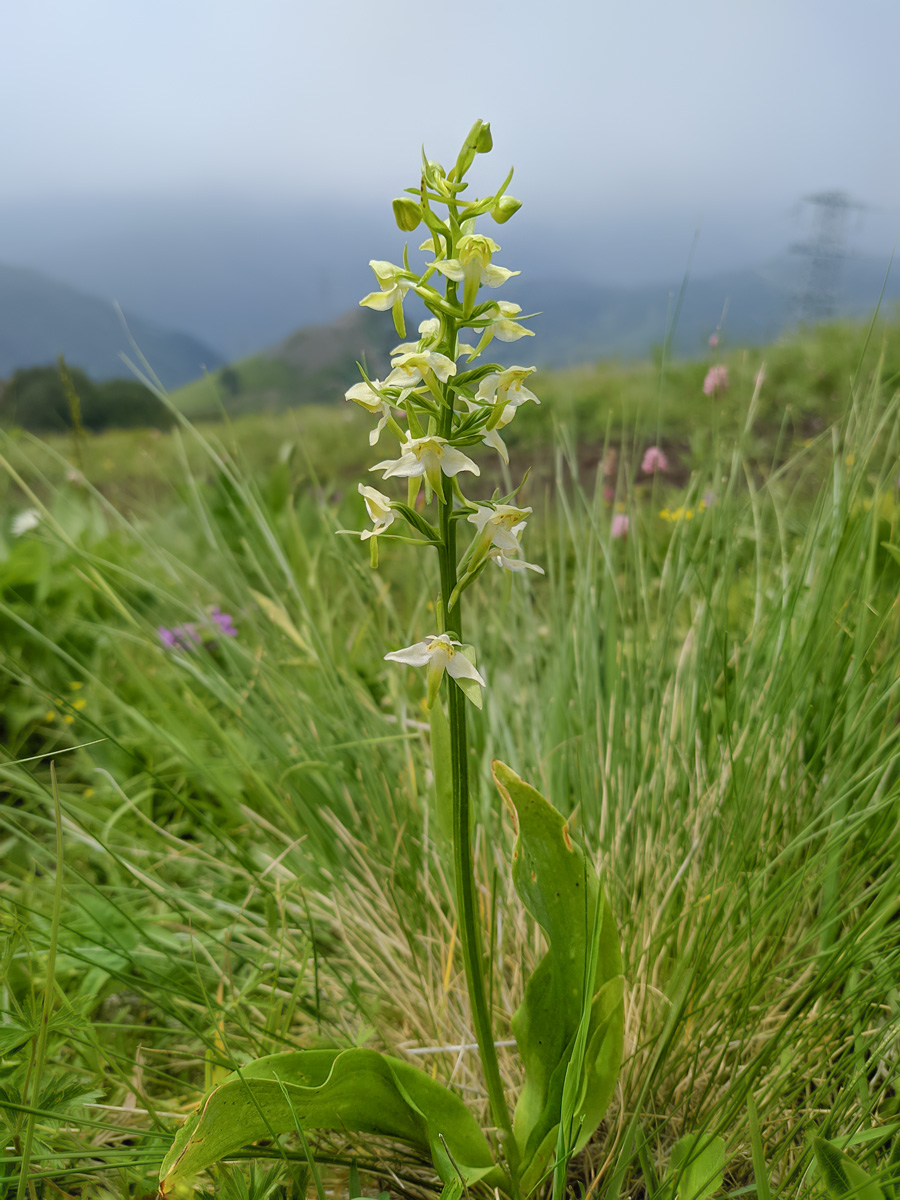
[491,194,522,224]
[392,197,421,232]
[474,122,493,154]
[455,121,493,180]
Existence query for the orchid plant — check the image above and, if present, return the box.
[159,121,624,1200]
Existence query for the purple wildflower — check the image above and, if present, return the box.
[158,623,202,651]
[210,607,238,637]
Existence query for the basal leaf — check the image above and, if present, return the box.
[491,761,624,1189]
[668,1134,725,1200]
[812,1137,887,1200]
[159,1048,504,1195]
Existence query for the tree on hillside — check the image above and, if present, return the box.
[0,365,174,432]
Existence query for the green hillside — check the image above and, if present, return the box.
[173,307,397,417]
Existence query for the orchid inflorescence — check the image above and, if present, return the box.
[159,123,625,1200]
[344,120,543,708]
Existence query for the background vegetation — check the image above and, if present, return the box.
[1,315,899,1198]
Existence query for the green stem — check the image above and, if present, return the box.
[434,326,519,1188]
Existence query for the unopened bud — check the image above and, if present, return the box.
[474,122,493,154]
[491,194,522,224]
[392,197,422,232]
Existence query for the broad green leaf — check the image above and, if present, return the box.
[667,1135,725,1200]
[812,1137,887,1200]
[159,1048,504,1195]
[491,761,624,1189]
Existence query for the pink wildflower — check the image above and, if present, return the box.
[611,513,630,539]
[641,445,669,475]
[708,333,719,348]
[703,365,729,396]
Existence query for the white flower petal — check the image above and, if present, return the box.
[360,289,396,312]
[482,427,509,463]
[429,259,465,283]
[385,641,433,667]
[446,652,486,687]
[439,446,480,477]
[481,264,519,288]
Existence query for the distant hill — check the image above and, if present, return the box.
[171,254,900,417]
[173,308,398,416]
[500,255,900,366]
[0,264,224,388]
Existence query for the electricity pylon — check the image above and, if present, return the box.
[791,190,864,323]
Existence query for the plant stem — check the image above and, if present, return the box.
[436,487,519,1192]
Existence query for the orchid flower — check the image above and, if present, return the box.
[384,633,485,708]
[467,301,535,358]
[392,318,477,361]
[466,504,543,575]
[489,540,545,574]
[467,503,534,552]
[385,350,457,394]
[358,483,395,540]
[359,259,416,336]
[428,233,519,314]
[371,433,479,500]
[474,365,539,410]
[344,380,394,445]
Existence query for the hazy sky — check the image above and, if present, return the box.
[5,0,897,208]
[2,0,897,353]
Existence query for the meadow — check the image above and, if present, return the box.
[2,310,900,1200]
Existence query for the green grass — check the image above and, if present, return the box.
[1,320,900,1198]
[173,356,307,419]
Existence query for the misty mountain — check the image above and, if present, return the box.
[2,192,896,361]
[173,254,899,421]
[501,255,900,366]
[0,263,224,388]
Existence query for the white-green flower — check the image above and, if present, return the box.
[385,350,457,391]
[392,318,477,360]
[358,483,395,540]
[344,380,393,445]
[370,433,479,500]
[467,504,543,575]
[384,633,485,708]
[467,503,534,552]
[489,538,544,575]
[359,260,416,336]
[427,233,519,313]
[391,318,442,356]
[468,301,535,357]
[474,365,539,409]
